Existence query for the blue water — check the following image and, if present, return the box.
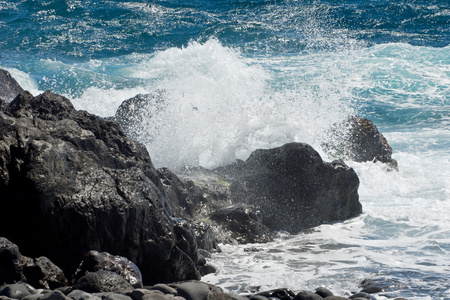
[1,1,449,299]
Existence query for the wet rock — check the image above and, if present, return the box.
[0,91,203,285]
[293,291,323,300]
[256,288,295,300]
[322,115,398,170]
[209,205,273,244]
[72,251,143,289]
[315,287,333,298]
[0,69,24,103]
[213,143,362,234]
[168,281,223,300]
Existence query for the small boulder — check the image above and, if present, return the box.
[209,205,273,244]
[71,270,133,294]
[315,287,333,298]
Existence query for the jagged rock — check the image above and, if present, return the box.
[0,69,24,103]
[323,115,398,169]
[72,251,143,289]
[0,91,204,285]
[0,237,67,289]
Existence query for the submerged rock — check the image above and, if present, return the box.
[0,68,24,103]
[322,115,398,170]
[0,91,204,285]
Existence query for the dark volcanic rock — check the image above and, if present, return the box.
[212,143,362,234]
[0,237,67,289]
[0,91,203,285]
[323,115,398,169]
[0,69,24,103]
[72,251,143,288]
[71,271,133,294]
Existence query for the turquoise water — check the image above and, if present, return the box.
[1,1,449,299]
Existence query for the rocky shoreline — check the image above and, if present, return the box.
[0,69,405,299]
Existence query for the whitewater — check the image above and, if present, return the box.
[1,0,449,299]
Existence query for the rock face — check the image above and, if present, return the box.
[323,115,398,169]
[0,91,204,285]
[0,68,24,103]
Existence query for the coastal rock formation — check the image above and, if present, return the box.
[323,115,398,169]
[0,68,24,103]
[0,91,204,285]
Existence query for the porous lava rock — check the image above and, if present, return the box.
[0,91,204,285]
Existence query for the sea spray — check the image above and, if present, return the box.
[101,39,355,170]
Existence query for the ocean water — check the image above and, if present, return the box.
[1,1,449,299]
